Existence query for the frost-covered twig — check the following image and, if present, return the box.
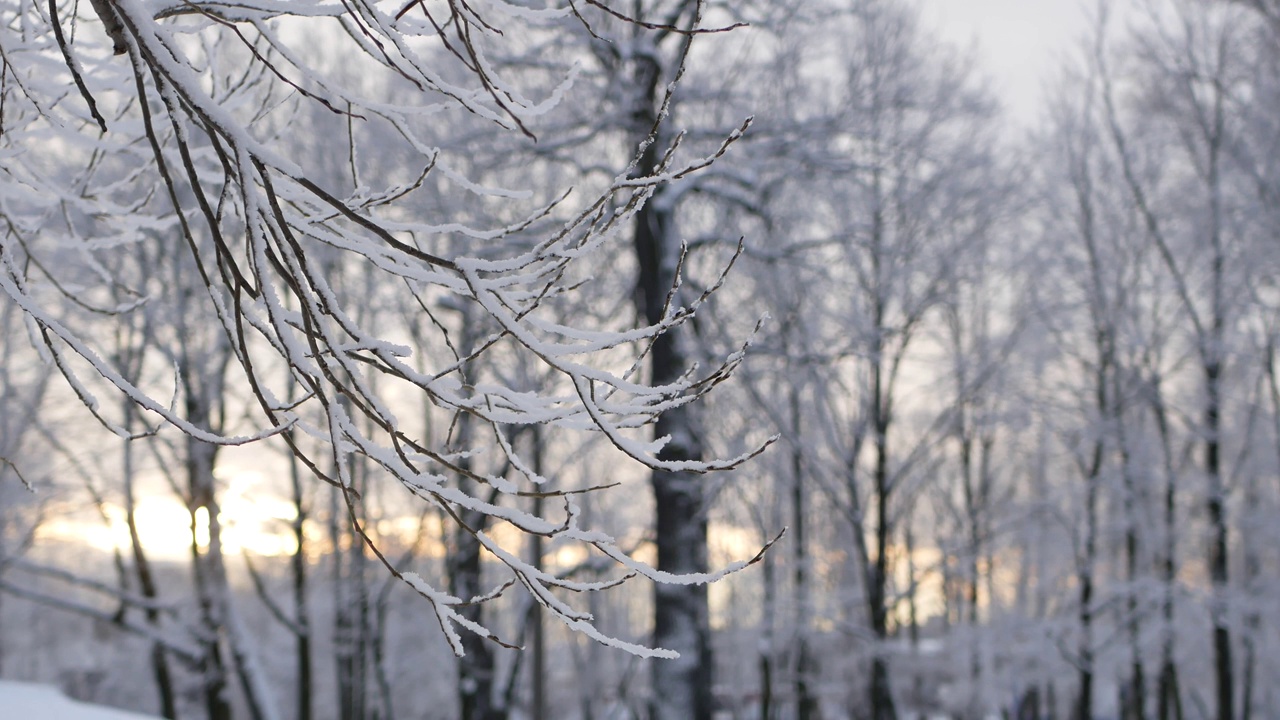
[1,0,767,659]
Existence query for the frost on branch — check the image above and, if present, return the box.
[0,0,770,656]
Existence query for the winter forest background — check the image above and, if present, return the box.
[1,1,1279,719]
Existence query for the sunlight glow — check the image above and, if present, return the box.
[194,506,210,551]
[38,469,302,561]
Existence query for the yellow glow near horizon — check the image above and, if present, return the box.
[214,469,301,557]
[38,469,302,561]
[893,544,946,627]
[194,506,211,551]
[39,495,195,561]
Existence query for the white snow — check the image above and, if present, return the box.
[0,681,162,720]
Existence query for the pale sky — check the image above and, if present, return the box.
[918,0,1093,125]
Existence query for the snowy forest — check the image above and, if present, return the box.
[1,1,1279,719]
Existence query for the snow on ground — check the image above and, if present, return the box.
[0,681,161,719]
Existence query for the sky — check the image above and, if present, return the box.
[918,0,1093,125]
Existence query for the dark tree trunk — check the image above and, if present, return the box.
[905,520,921,709]
[448,377,500,720]
[529,428,547,720]
[122,402,177,719]
[335,456,370,720]
[629,27,712,719]
[1076,344,1106,720]
[1204,85,1232,718]
[868,351,896,720]
[635,154,712,720]
[759,548,774,720]
[1205,359,1232,720]
[1076,426,1101,720]
[1114,377,1144,720]
[288,442,313,720]
[188,437,232,720]
[960,420,982,703]
[789,364,817,720]
[1152,383,1183,720]
[863,157,897,720]
[451,511,499,720]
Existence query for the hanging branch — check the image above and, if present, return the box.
[1,0,766,659]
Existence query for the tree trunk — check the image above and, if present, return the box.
[865,157,897,720]
[449,422,500,720]
[528,428,547,720]
[1114,377,1144,720]
[960,421,982,708]
[1076,355,1105,720]
[1205,357,1232,720]
[287,441,313,720]
[905,517,922,714]
[631,41,712,717]
[188,423,280,720]
[759,546,774,720]
[1151,381,1183,720]
[789,367,817,720]
[1241,515,1258,720]
[451,515,498,720]
[335,454,370,720]
[122,402,177,719]
[187,431,233,720]
[868,357,896,720]
[1204,83,1232,720]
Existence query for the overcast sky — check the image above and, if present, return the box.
[918,0,1093,125]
